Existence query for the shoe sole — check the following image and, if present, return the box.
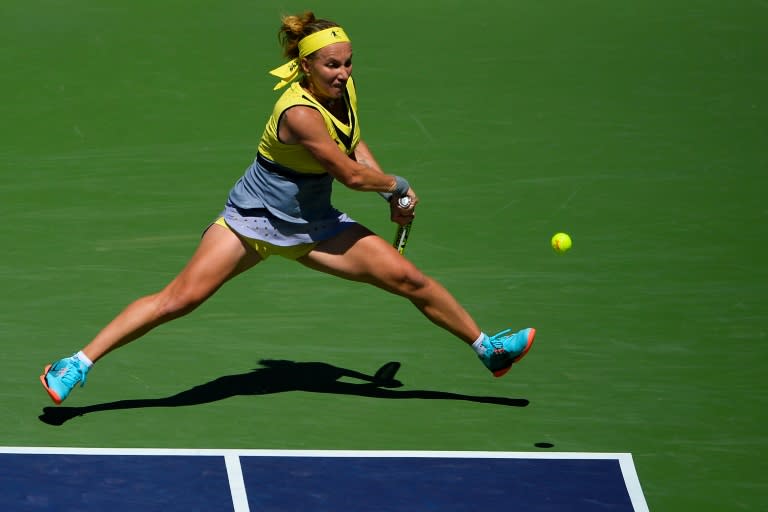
[492,328,536,378]
[39,364,64,405]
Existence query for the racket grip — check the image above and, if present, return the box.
[378,193,412,209]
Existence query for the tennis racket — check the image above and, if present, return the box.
[393,196,413,254]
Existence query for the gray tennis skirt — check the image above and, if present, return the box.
[220,202,357,247]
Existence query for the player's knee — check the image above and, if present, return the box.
[154,286,207,321]
[392,267,429,295]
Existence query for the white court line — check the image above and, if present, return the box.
[0,447,648,512]
[224,454,250,512]
[0,446,634,459]
[619,453,650,512]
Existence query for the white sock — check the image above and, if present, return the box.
[471,332,488,355]
[75,350,94,368]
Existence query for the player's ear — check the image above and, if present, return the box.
[300,57,311,75]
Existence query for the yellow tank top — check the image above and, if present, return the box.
[258,78,360,174]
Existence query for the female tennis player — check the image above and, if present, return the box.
[40,12,535,404]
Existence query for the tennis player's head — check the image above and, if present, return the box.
[275,12,352,102]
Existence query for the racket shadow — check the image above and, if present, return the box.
[38,359,528,426]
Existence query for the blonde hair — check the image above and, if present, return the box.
[278,12,341,60]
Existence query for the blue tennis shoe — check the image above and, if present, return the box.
[40,355,90,405]
[477,328,536,377]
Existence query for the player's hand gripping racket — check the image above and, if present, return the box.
[393,196,413,254]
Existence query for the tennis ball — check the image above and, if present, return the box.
[551,232,572,254]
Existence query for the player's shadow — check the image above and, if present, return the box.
[38,359,528,426]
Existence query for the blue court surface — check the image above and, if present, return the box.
[0,448,648,511]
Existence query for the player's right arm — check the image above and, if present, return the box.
[279,105,396,193]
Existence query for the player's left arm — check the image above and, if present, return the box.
[352,140,385,173]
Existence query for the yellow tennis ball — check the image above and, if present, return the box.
[551,232,572,254]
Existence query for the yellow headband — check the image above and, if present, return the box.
[268,27,350,90]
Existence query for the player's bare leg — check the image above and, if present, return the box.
[40,224,261,404]
[300,223,535,377]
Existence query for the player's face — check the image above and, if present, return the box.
[302,42,353,103]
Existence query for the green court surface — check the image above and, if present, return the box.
[1,1,766,510]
